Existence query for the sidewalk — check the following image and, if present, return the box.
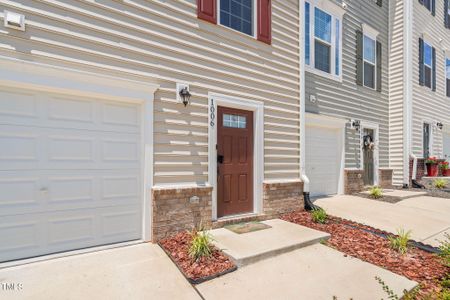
[315,195,450,247]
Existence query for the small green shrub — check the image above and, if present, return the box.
[439,233,450,267]
[188,228,213,262]
[311,208,327,224]
[434,178,448,189]
[369,186,383,199]
[388,229,411,255]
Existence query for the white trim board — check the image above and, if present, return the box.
[360,121,380,186]
[0,56,158,251]
[305,113,346,195]
[208,92,264,221]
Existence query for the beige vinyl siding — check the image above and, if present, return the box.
[388,0,406,185]
[305,0,390,170]
[0,0,300,186]
[411,0,450,159]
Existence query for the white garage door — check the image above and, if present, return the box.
[443,132,450,160]
[306,126,342,197]
[0,88,143,262]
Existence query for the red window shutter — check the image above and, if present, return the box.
[257,0,272,44]
[197,0,217,24]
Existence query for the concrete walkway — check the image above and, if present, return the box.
[315,195,450,247]
[0,243,200,300]
[209,219,330,266]
[197,244,416,300]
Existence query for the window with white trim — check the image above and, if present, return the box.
[363,35,376,89]
[219,0,254,36]
[424,42,433,88]
[420,0,435,13]
[304,1,344,80]
[446,58,450,97]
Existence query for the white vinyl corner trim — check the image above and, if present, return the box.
[403,0,414,186]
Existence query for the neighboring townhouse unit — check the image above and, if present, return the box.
[389,0,450,186]
[0,0,303,262]
[301,0,391,196]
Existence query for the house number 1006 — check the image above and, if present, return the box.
[210,99,215,127]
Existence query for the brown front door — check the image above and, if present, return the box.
[217,106,254,217]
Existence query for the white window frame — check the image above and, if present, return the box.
[304,0,345,82]
[362,24,379,90]
[217,0,258,38]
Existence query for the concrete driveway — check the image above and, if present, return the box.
[315,195,450,247]
[0,243,200,300]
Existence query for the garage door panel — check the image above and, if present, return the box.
[0,205,142,262]
[0,170,141,217]
[0,89,38,119]
[0,125,141,170]
[0,89,141,134]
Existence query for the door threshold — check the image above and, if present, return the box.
[217,212,258,221]
[0,240,143,269]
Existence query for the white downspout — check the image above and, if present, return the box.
[403,0,413,187]
[299,0,310,194]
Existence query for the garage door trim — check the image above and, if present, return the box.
[306,113,346,195]
[0,56,159,249]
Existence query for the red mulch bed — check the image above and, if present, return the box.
[159,231,236,283]
[281,211,450,298]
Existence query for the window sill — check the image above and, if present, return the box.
[305,66,342,83]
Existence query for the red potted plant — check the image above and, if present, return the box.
[440,161,450,177]
[425,156,439,177]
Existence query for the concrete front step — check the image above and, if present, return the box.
[359,189,427,201]
[209,219,330,267]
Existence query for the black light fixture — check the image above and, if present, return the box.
[351,119,361,131]
[437,122,444,130]
[179,87,191,107]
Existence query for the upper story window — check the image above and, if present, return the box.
[446,58,450,97]
[197,0,271,44]
[356,24,382,91]
[220,0,253,36]
[423,41,433,88]
[420,0,435,14]
[363,35,376,89]
[305,1,345,81]
[446,0,450,29]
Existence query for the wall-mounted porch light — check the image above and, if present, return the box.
[176,83,191,107]
[350,119,361,131]
[436,122,444,131]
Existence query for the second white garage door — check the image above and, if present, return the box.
[0,87,143,262]
[306,125,343,197]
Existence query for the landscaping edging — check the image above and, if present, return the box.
[158,231,237,285]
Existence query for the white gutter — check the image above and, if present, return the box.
[299,0,310,192]
[403,0,413,187]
